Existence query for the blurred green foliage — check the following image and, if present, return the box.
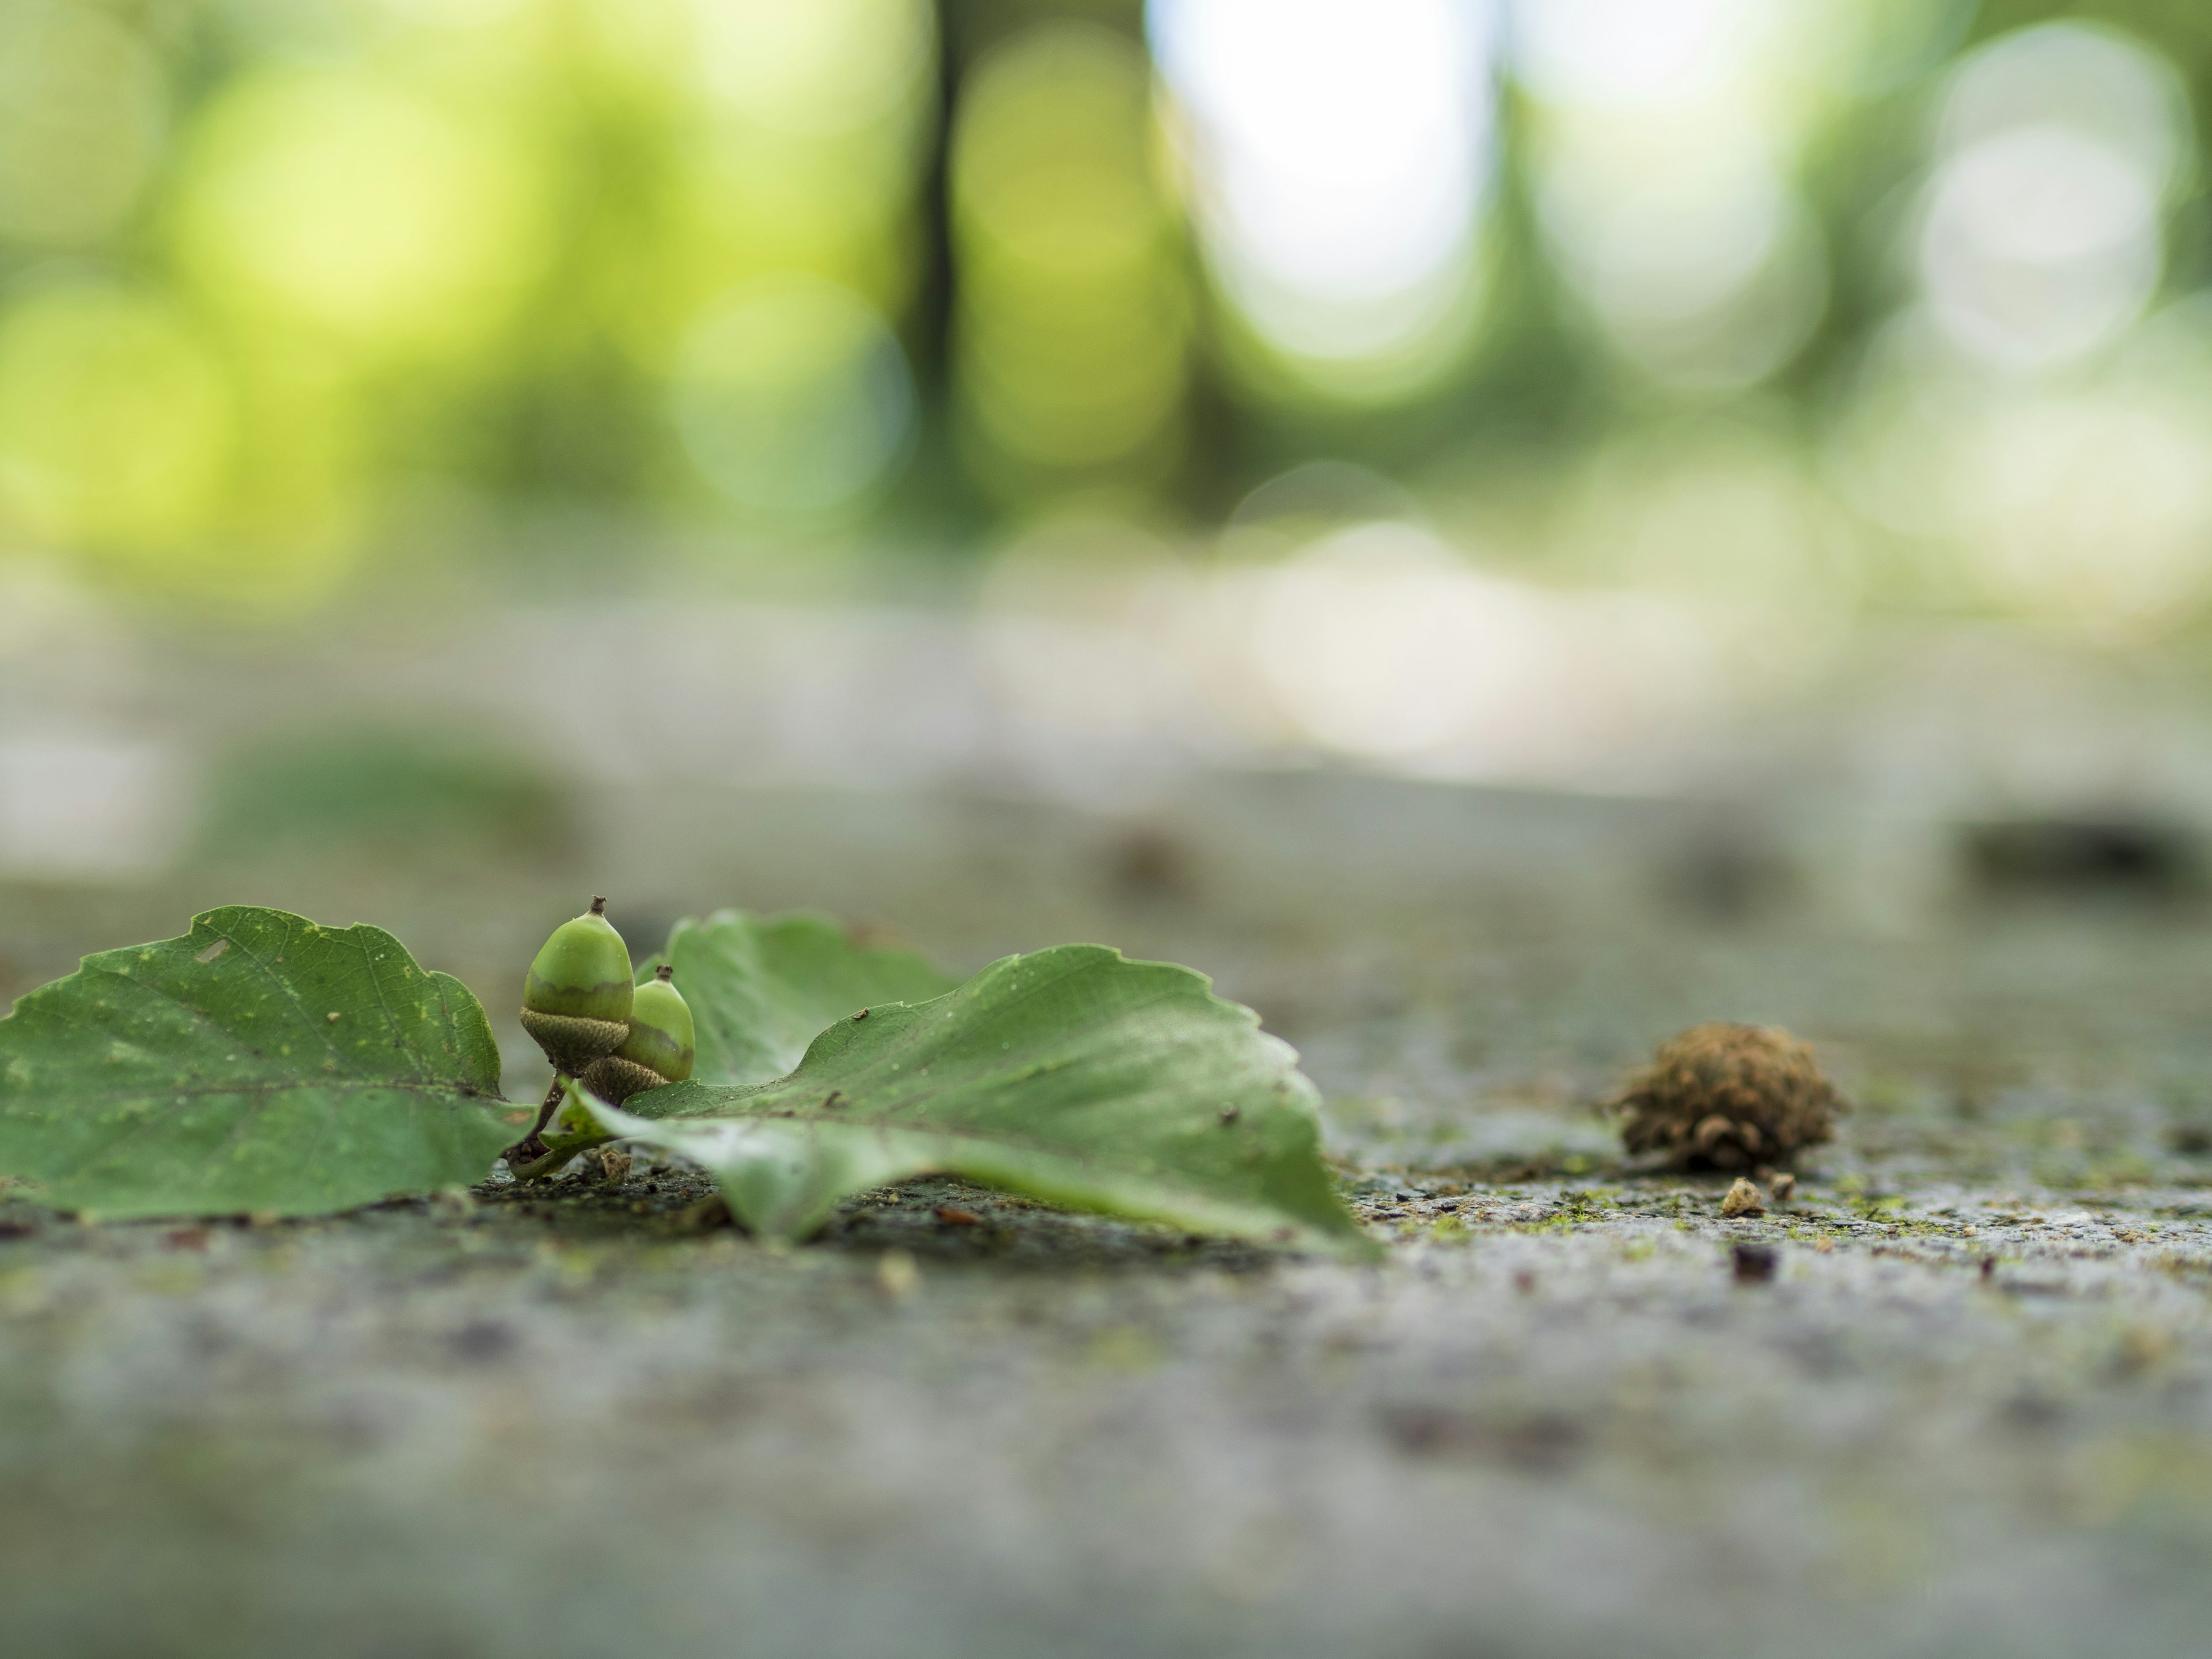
[202,727,573,861]
[0,0,2205,618]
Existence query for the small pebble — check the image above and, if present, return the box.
[1768,1173,1797,1203]
[878,1248,921,1300]
[1721,1177,1766,1218]
[2115,1327,2172,1374]
[676,1195,732,1232]
[431,1187,475,1221]
[1732,1243,1778,1283]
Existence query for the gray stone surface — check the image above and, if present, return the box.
[6,772,2212,1658]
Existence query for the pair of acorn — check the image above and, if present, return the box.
[514,897,695,1157]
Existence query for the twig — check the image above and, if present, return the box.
[505,1077,566,1165]
[510,1130,612,1183]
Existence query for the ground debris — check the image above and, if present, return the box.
[1732,1242,1779,1283]
[877,1247,920,1300]
[1611,1022,1841,1171]
[1721,1177,1766,1218]
[1378,1404,1585,1472]
[675,1194,733,1232]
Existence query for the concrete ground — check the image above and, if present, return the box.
[6,769,2212,1658]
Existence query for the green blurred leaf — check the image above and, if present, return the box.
[647,909,960,1086]
[203,727,571,858]
[582,943,1369,1253]
[0,907,512,1219]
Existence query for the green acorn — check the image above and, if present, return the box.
[519,896,635,1077]
[579,963,695,1105]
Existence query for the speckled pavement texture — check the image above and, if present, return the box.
[6,774,2212,1658]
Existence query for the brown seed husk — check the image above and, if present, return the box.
[518,1008,628,1078]
[1611,1021,1840,1171]
[578,1052,670,1107]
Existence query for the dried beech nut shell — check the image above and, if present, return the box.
[1610,1022,1841,1171]
[520,897,635,1077]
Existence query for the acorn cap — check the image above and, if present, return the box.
[579,964,695,1105]
[521,1009,630,1080]
[520,897,635,1074]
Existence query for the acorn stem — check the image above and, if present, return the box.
[589,896,607,915]
[505,1077,566,1165]
[512,1128,611,1183]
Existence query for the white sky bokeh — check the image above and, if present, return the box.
[1149,0,1498,399]
[1918,23,2191,372]
[1509,0,1833,390]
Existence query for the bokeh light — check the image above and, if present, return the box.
[951,23,1190,493]
[0,0,2202,650]
[697,0,934,137]
[1150,0,1498,403]
[1918,22,2191,372]
[1819,18,2212,638]
[1829,294,2212,639]
[1567,426,1857,621]
[666,0,938,338]
[1512,0,1832,390]
[1232,521,1730,784]
[0,282,234,556]
[1248,523,1553,761]
[0,1,167,249]
[1957,381,2212,630]
[672,275,916,521]
[172,65,554,362]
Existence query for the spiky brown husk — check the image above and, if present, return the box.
[518,1007,628,1078]
[578,1052,669,1107]
[1611,1021,1840,1171]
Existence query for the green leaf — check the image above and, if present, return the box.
[579,944,1370,1254]
[0,906,512,1219]
[646,909,960,1086]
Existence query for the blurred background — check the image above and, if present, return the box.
[7,0,2212,1095]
